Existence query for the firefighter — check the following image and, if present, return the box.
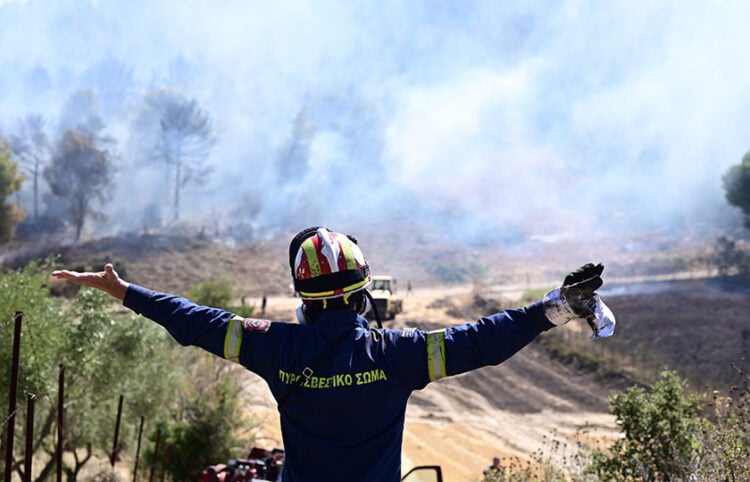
[482,456,504,481]
[52,226,613,482]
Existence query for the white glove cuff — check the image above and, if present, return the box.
[542,288,578,325]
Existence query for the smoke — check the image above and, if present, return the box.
[1,0,748,244]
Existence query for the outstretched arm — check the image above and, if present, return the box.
[52,264,239,361]
[51,263,130,301]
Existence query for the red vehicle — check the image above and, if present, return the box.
[201,447,442,482]
[200,447,285,482]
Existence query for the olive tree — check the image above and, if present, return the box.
[0,260,180,482]
[0,137,25,242]
[44,129,114,242]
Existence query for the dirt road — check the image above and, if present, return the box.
[240,287,620,482]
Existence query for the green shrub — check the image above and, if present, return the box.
[698,378,750,481]
[188,277,235,309]
[144,354,256,482]
[714,236,750,276]
[230,304,256,318]
[588,370,704,481]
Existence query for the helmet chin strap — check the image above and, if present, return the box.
[363,290,383,329]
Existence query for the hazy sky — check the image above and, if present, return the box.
[1,0,748,242]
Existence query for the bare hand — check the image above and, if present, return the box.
[51,263,130,301]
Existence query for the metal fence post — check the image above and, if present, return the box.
[133,416,145,482]
[56,364,64,482]
[110,394,124,468]
[24,394,35,482]
[3,311,23,482]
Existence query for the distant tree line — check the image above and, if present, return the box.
[1,77,750,247]
[0,52,397,245]
[0,87,215,244]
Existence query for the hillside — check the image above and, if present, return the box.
[7,231,749,481]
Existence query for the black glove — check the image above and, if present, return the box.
[543,263,604,329]
[562,262,604,290]
[560,263,604,333]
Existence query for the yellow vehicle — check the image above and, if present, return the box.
[369,275,403,320]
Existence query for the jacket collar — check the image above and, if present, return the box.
[313,310,369,330]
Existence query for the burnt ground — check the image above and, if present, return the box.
[602,277,750,390]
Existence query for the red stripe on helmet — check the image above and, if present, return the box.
[296,252,311,280]
[312,235,333,275]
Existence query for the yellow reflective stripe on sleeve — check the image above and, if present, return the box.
[426,329,446,381]
[224,316,243,363]
[301,238,321,277]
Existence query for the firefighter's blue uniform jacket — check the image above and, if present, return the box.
[124,284,555,482]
